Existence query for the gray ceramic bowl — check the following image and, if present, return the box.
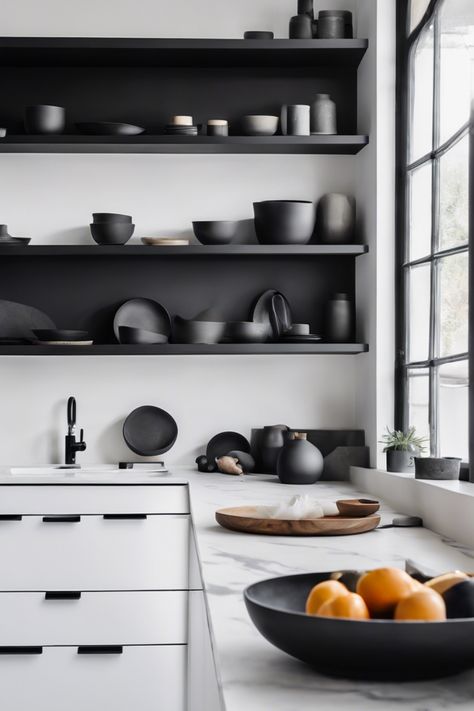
[225,321,268,343]
[174,316,226,344]
[118,327,169,345]
[90,222,135,245]
[192,221,237,245]
[92,213,132,223]
[241,115,279,136]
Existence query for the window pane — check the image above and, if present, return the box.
[439,360,468,460]
[439,135,469,250]
[410,23,434,161]
[408,162,432,260]
[409,0,432,34]
[408,264,431,362]
[439,251,468,356]
[439,0,474,145]
[408,368,430,448]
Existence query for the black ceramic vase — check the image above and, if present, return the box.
[24,105,66,135]
[316,193,355,244]
[326,293,353,343]
[386,449,416,473]
[289,14,313,39]
[260,425,289,474]
[297,0,314,20]
[277,432,324,485]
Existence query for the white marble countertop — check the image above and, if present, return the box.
[1,464,473,709]
[182,468,474,711]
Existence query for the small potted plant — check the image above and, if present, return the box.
[380,427,428,473]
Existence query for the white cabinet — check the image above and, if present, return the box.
[0,514,190,591]
[0,645,186,711]
[0,482,195,711]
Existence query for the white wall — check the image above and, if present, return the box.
[0,0,394,467]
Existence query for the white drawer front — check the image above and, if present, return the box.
[0,484,189,515]
[0,645,185,711]
[0,515,189,591]
[0,591,189,645]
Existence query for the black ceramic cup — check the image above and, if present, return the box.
[24,105,66,135]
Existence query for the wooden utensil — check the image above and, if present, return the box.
[215,506,380,536]
[336,498,380,517]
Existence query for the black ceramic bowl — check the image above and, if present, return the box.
[192,221,237,245]
[173,316,226,344]
[90,222,135,245]
[244,571,474,681]
[118,326,169,345]
[92,213,132,223]
[253,201,315,245]
[225,321,268,343]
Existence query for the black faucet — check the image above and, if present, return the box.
[65,396,87,465]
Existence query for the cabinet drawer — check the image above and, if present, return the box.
[0,515,189,591]
[0,484,189,515]
[0,591,189,645]
[0,645,185,711]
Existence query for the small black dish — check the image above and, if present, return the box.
[279,334,322,343]
[113,298,172,342]
[118,326,168,345]
[173,316,226,344]
[245,571,474,681]
[123,405,178,456]
[224,321,267,343]
[75,122,145,136]
[206,431,251,463]
[32,329,89,342]
[90,222,135,246]
[244,31,274,39]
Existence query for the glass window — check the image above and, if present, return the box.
[400,0,473,462]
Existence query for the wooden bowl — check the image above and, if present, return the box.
[336,498,380,517]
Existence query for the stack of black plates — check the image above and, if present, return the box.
[164,125,199,136]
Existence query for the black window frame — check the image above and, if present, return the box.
[395,0,472,480]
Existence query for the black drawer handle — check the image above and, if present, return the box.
[103,514,147,520]
[45,591,82,600]
[0,515,22,521]
[77,646,123,655]
[42,515,81,523]
[0,646,42,655]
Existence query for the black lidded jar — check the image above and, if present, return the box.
[326,293,353,343]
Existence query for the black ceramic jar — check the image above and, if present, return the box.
[277,432,324,484]
[326,293,353,343]
[289,14,313,39]
[24,105,66,134]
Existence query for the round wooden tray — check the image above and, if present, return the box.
[215,506,381,536]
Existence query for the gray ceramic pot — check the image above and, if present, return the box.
[289,14,313,39]
[414,457,461,480]
[316,193,355,244]
[310,94,337,135]
[285,105,310,136]
[277,432,324,485]
[326,293,353,343]
[316,11,345,39]
[386,449,417,473]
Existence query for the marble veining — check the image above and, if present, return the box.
[182,468,474,711]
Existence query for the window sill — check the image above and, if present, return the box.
[351,467,474,548]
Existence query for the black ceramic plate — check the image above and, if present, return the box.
[251,290,293,340]
[75,122,145,136]
[113,298,171,342]
[206,431,251,462]
[0,238,31,245]
[245,571,474,681]
[0,300,55,339]
[123,405,178,456]
[33,329,89,342]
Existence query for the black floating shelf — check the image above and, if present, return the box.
[0,344,369,356]
[0,244,368,257]
[0,37,369,69]
[0,135,369,155]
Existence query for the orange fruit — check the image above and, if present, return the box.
[305,580,348,615]
[317,592,370,620]
[356,567,418,617]
[395,588,446,621]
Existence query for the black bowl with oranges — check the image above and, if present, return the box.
[244,568,474,681]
